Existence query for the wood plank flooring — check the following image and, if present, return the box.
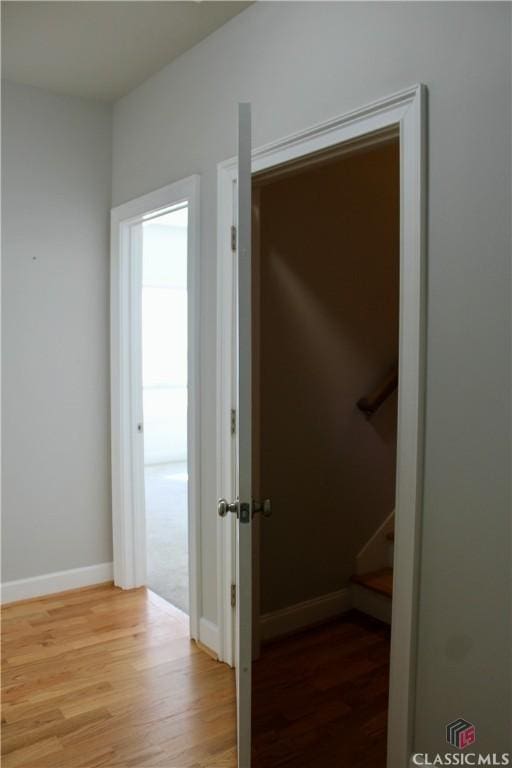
[1,585,236,768]
[252,611,391,768]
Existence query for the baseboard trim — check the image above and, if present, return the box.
[199,617,220,656]
[260,588,352,643]
[1,562,114,604]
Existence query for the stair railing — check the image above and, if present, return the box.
[356,364,398,419]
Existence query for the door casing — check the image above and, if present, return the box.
[216,85,427,767]
[110,175,201,641]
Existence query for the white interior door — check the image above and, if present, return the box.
[235,101,253,768]
[216,102,254,766]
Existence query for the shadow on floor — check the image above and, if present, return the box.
[252,610,390,768]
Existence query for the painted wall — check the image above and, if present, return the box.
[112,2,511,752]
[1,81,113,581]
[257,141,399,615]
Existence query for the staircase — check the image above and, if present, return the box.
[350,521,394,624]
[352,369,397,623]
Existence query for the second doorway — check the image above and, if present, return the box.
[142,205,189,614]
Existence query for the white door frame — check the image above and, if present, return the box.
[216,85,426,766]
[111,175,201,640]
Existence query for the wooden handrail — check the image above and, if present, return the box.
[357,364,398,418]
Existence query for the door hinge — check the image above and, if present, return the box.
[231,224,237,253]
[230,408,237,435]
[230,584,236,608]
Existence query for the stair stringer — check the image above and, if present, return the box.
[355,510,395,575]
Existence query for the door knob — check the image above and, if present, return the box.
[253,499,272,518]
[218,498,238,517]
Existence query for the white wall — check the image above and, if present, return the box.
[112,2,511,753]
[2,81,112,581]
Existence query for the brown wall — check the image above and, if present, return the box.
[256,140,399,615]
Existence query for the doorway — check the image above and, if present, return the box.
[110,176,201,639]
[251,137,399,767]
[216,85,426,768]
[142,206,189,612]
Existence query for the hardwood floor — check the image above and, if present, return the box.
[1,585,236,768]
[252,611,391,768]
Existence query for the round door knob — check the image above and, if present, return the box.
[218,498,229,517]
[218,498,238,517]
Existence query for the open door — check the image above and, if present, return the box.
[235,100,253,768]
[217,102,253,768]
[218,102,271,767]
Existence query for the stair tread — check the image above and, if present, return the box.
[351,568,393,598]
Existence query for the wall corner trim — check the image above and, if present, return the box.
[1,562,114,604]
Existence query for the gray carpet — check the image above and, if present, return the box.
[145,462,189,613]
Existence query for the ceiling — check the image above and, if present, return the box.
[1,1,251,102]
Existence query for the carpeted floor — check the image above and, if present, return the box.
[145,461,189,613]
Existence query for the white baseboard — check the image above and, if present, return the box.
[199,617,220,656]
[260,588,352,643]
[1,562,114,604]
[351,583,392,624]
